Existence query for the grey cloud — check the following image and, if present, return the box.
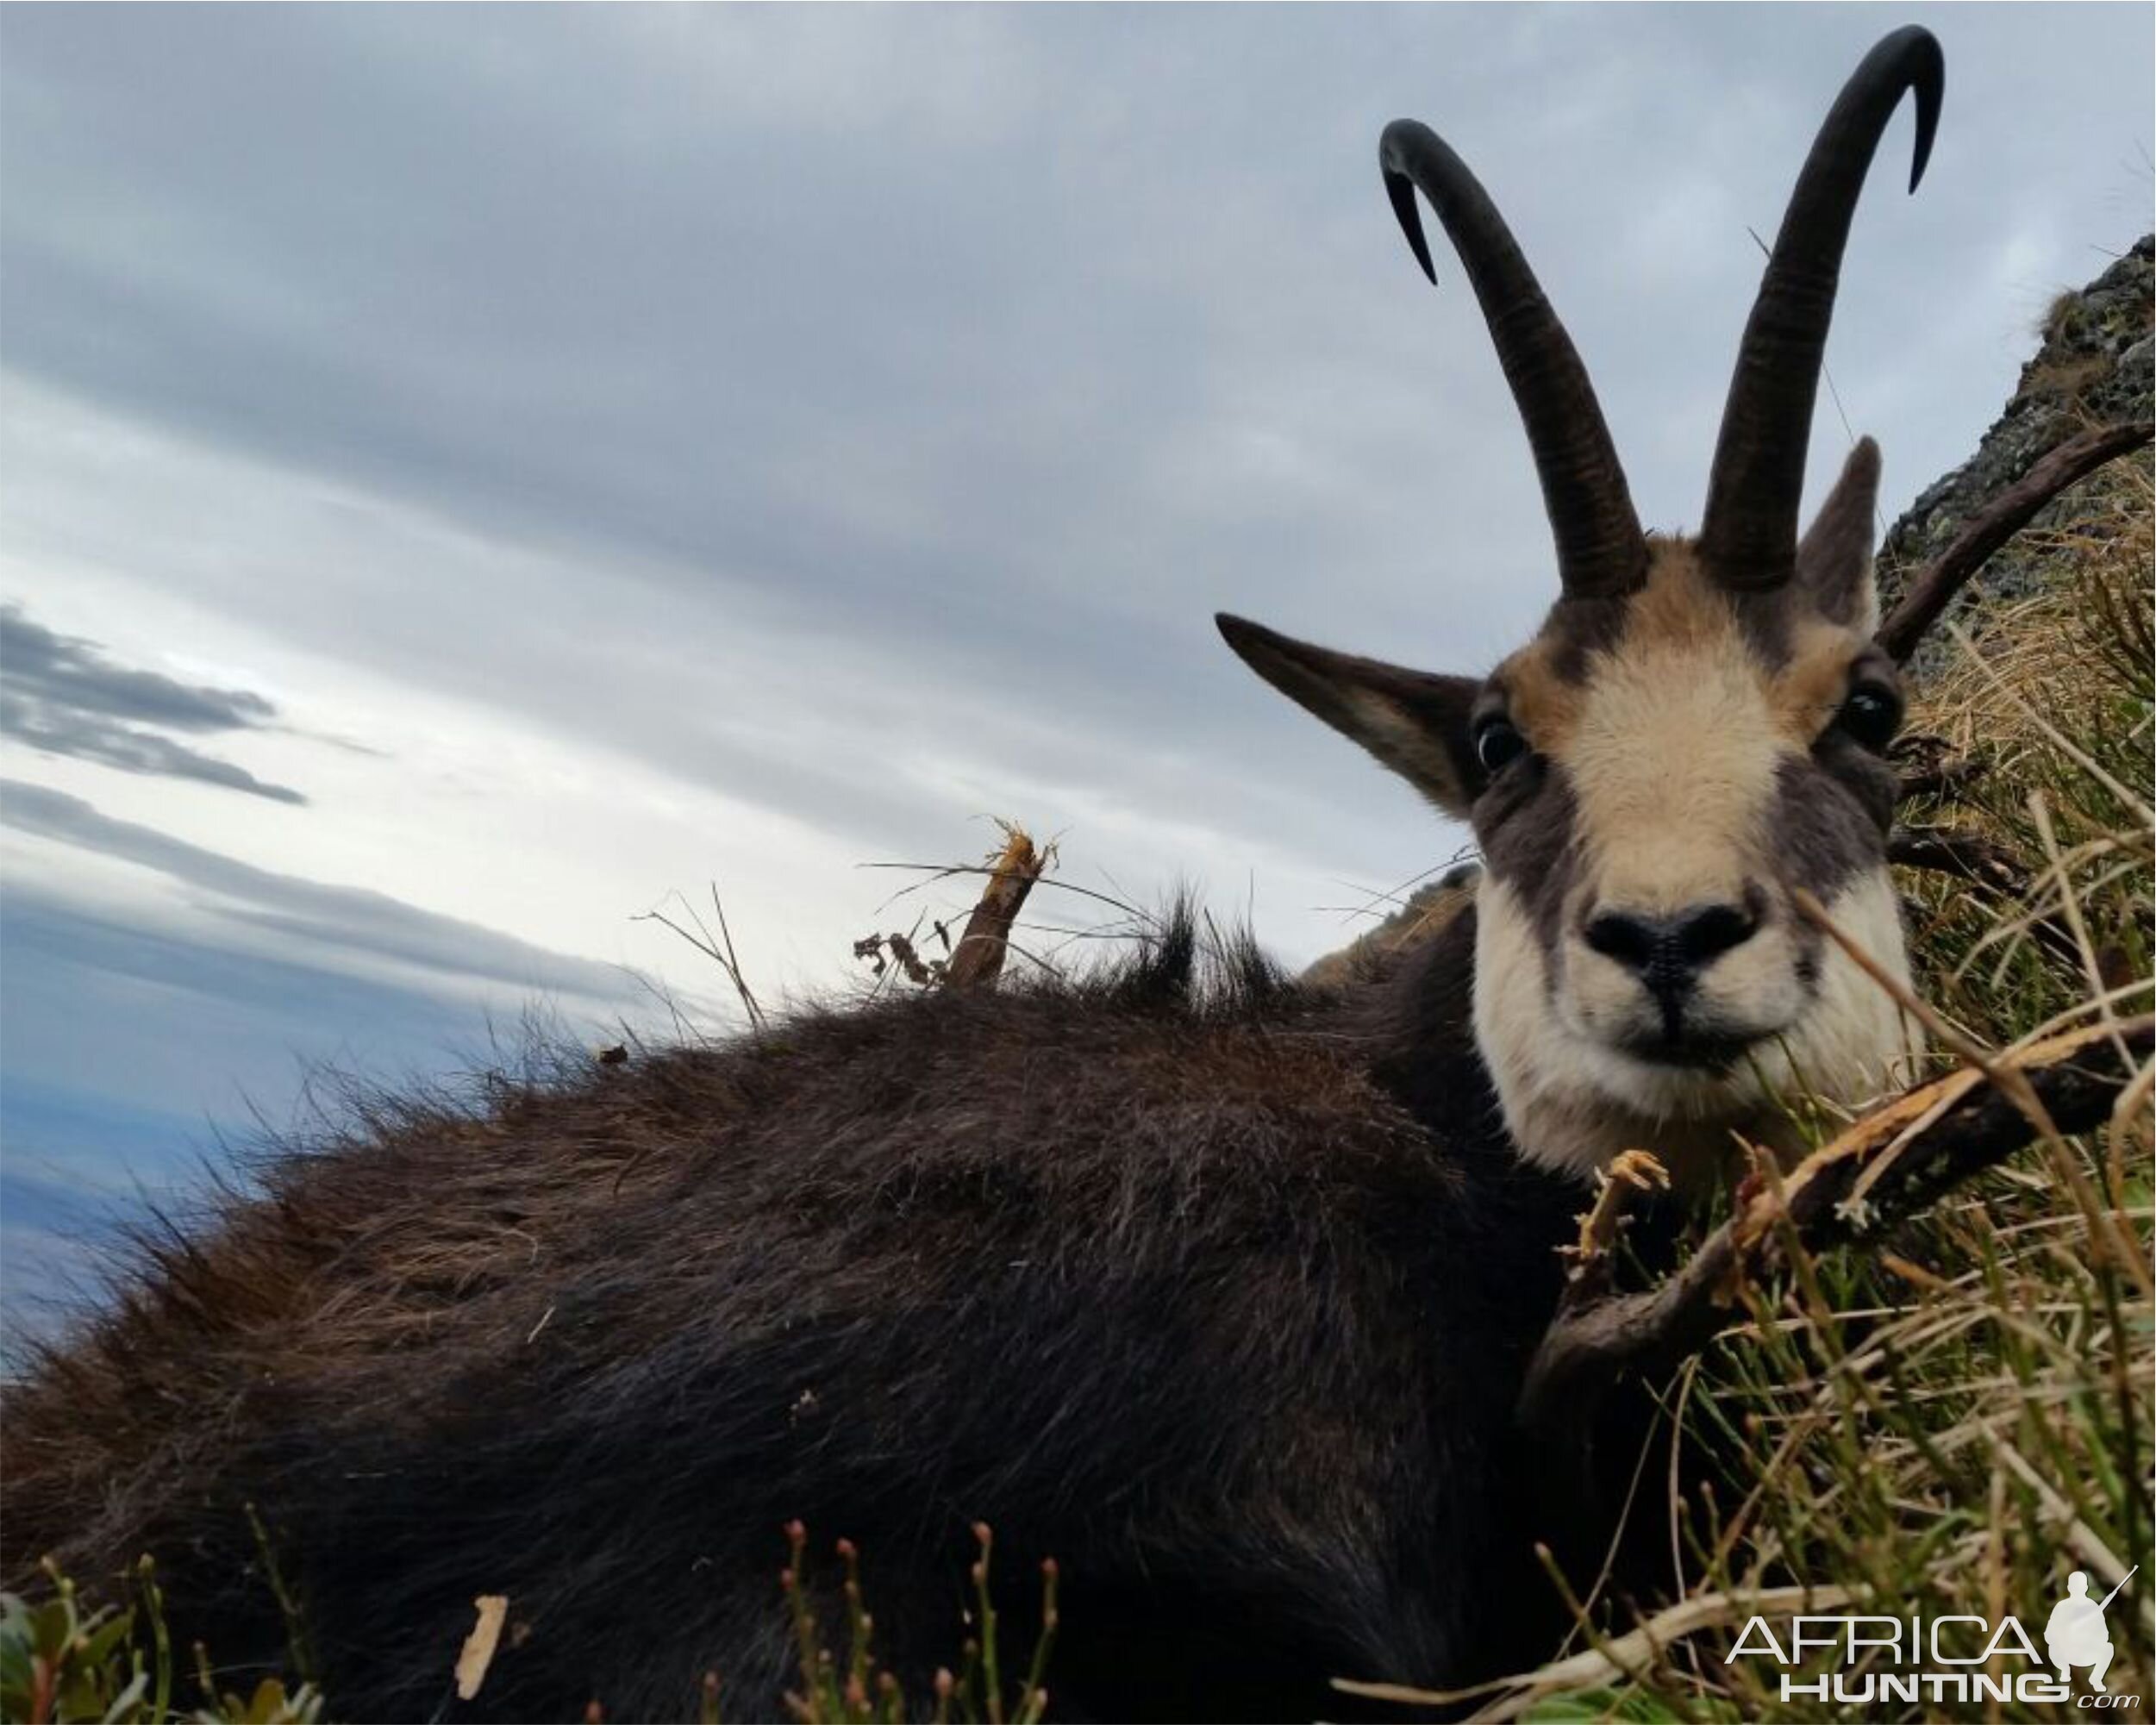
[0,603,306,802]
[1,603,274,733]
[0,779,644,1007]
[0,692,304,803]
[1,7,2146,846]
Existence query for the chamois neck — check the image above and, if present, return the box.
[1357,906,1543,1183]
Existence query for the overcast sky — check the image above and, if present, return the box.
[2,4,2151,1317]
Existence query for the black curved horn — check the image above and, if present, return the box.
[1380,122,1648,600]
[1698,26,1944,591]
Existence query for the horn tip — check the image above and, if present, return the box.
[1378,148,1441,284]
[1216,612,1292,675]
[1901,28,1946,192]
[1215,611,1263,650]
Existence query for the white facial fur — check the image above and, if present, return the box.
[1467,547,1922,1185]
[1474,869,1919,1184]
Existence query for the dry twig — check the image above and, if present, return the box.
[634,885,768,1033]
[1332,1584,1853,1721]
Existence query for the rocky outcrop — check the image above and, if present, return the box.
[1877,234,2153,674]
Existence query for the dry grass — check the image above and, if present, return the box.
[2018,353,2114,406]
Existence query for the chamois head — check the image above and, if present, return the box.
[1221,28,1944,1182]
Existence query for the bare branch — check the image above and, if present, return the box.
[1886,825,2031,896]
[1517,1015,2153,1497]
[1877,421,2153,664]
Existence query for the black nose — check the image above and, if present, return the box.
[1583,899,1761,1001]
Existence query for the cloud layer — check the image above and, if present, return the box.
[0,603,305,801]
[1,779,641,1003]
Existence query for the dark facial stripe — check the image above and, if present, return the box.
[1474,757,1579,956]
[1535,594,1628,685]
[1728,588,1797,670]
[1769,741,1897,901]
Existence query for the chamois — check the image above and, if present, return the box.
[3,28,1943,1724]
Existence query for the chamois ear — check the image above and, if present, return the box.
[1216,613,1479,818]
[1796,437,1884,633]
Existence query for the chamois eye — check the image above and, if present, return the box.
[1475,716,1528,774]
[1836,684,1902,752]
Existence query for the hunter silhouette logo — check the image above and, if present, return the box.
[2049,1569,2137,1694]
[1728,1564,2145,1708]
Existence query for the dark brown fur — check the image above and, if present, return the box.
[3,909,1592,1723]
